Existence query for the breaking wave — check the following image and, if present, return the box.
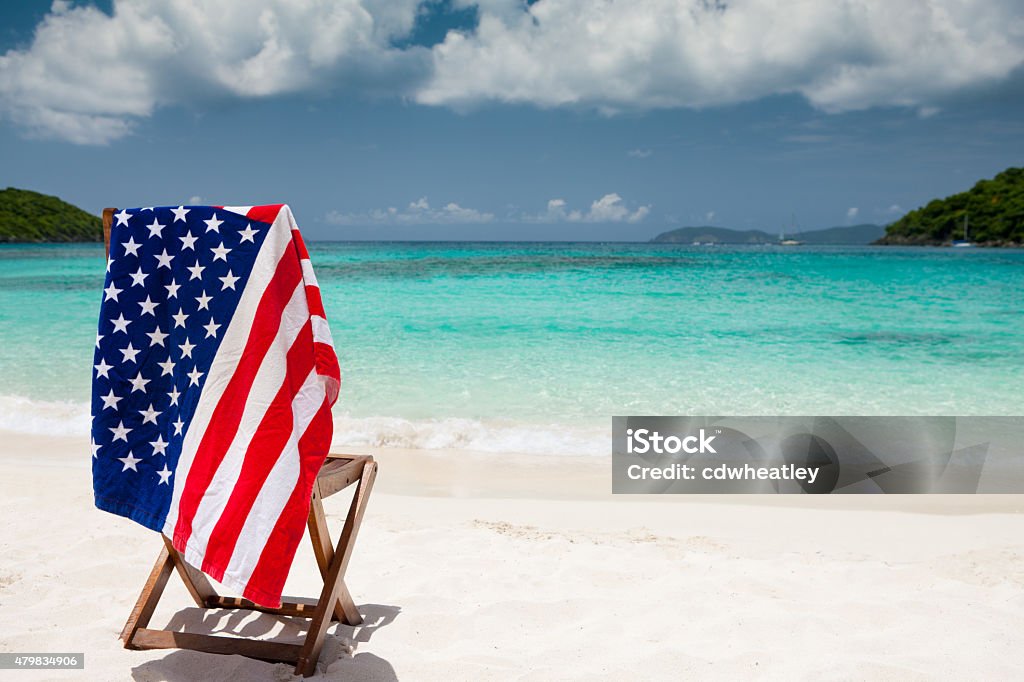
[0,394,92,437]
[329,414,606,455]
[0,394,607,456]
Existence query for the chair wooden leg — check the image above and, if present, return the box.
[307,487,349,623]
[162,535,218,607]
[294,461,377,677]
[335,581,362,626]
[121,546,174,647]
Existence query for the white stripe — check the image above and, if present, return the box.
[299,258,319,288]
[162,208,295,539]
[219,368,325,589]
[182,283,308,562]
[311,315,334,348]
[221,205,254,217]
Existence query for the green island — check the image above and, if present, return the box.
[877,167,1024,246]
[0,187,102,243]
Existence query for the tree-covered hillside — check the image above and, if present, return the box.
[0,187,102,242]
[878,167,1024,246]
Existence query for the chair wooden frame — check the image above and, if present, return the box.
[103,208,378,677]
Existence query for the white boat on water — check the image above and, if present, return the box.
[952,213,975,247]
[779,214,803,246]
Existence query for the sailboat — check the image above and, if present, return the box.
[779,213,803,246]
[952,212,975,248]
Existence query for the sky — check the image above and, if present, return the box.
[0,0,1022,241]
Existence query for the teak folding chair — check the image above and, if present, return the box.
[103,208,378,677]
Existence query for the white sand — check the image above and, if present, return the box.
[2,430,1024,681]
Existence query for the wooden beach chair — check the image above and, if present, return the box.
[103,208,378,677]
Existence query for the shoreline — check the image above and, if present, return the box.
[8,430,1022,512]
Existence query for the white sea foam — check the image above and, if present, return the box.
[0,395,608,456]
[329,414,607,456]
[0,395,92,437]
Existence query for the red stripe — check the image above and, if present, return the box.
[172,250,303,549]
[305,285,326,318]
[292,230,310,260]
[199,321,316,579]
[243,396,334,606]
[315,341,340,389]
[247,204,283,225]
[314,341,339,377]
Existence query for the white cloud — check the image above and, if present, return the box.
[188,195,202,204]
[325,196,494,225]
[705,210,716,223]
[2,1,1022,143]
[533,193,650,223]
[627,148,653,158]
[887,204,903,214]
[785,134,832,144]
[328,193,650,225]
[0,0,424,144]
[419,0,1024,114]
[846,207,859,219]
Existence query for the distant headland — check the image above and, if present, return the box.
[0,187,102,243]
[651,223,884,245]
[876,167,1023,246]
[650,167,1023,248]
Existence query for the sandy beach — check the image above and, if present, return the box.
[2,430,1023,681]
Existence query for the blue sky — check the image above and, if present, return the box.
[1,1,1022,240]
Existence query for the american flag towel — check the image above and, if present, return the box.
[92,204,340,607]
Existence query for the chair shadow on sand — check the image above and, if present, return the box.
[129,603,401,681]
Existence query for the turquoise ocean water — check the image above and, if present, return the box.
[2,242,1023,454]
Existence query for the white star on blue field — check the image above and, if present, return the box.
[1,0,1022,240]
